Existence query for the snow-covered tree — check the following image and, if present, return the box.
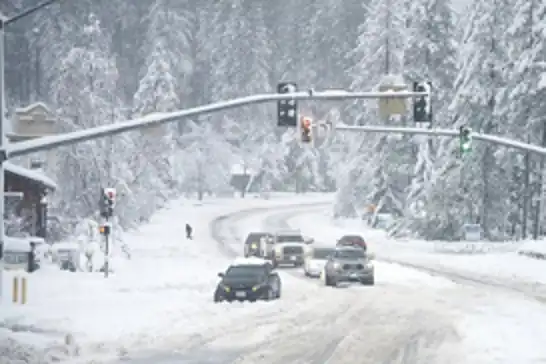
[50,14,122,219]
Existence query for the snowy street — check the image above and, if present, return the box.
[288,208,546,300]
[286,207,546,363]
[3,197,546,363]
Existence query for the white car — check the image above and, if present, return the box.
[304,247,335,278]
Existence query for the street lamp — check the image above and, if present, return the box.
[0,0,64,302]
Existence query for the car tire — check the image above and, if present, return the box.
[266,288,275,301]
[276,288,281,299]
[361,277,375,285]
[324,273,333,286]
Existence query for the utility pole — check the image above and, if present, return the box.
[0,13,6,301]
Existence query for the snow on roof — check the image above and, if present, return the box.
[232,257,269,266]
[275,229,302,235]
[4,162,57,190]
[4,236,32,252]
[14,102,51,114]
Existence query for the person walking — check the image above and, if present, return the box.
[186,223,193,240]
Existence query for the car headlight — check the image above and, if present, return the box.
[221,285,231,292]
[365,262,374,269]
[332,262,341,269]
[252,284,264,292]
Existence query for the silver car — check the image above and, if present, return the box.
[323,247,374,286]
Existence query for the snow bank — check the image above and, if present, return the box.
[0,193,332,363]
[288,210,546,286]
[516,240,546,260]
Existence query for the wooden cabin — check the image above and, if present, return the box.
[4,162,57,238]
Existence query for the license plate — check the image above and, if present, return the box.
[349,273,358,278]
[290,256,297,261]
[235,291,246,298]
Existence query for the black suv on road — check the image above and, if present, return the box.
[214,259,281,303]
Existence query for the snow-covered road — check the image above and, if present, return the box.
[206,205,465,364]
[286,207,546,364]
[4,197,546,363]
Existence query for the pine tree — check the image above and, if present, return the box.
[402,0,460,237]
[51,14,121,218]
[450,0,514,237]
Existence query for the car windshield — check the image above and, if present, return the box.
[245,233,268,245]
[335,249,366,259]
[225,265,266,278]
[341,235,364,243]
[313,249,334,259]
[277,235,304,243]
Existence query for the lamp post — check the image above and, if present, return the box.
[0,0,63,303]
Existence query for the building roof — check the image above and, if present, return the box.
[4,162,58,190]
[14,102,51,114]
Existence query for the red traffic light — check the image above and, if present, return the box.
[302,117,312,129]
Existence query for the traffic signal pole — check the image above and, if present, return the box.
[2,88,546,294]
[332,125,546,156]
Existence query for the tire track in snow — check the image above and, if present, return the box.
[288,206,546,305]
[206,205,464,364]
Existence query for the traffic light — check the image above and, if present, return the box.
[300,116,312,143]
[277,82,298,127]
[459,126,472,155]
[413,81,432,122]
[100,187,116,218]
[99,223,111,236]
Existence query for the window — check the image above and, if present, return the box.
[245,233,269,245]
[335,249,365,259]
[276,235,304,243]
[226,265,266,278]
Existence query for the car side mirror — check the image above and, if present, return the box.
[217,272,224,278]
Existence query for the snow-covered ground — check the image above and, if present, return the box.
[5,197,546,364]
[288,209,546,287]
[284,207,546,364]
[0,194,332,363]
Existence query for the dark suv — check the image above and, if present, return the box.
[336,235,367,251]
[214,258,281,302]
